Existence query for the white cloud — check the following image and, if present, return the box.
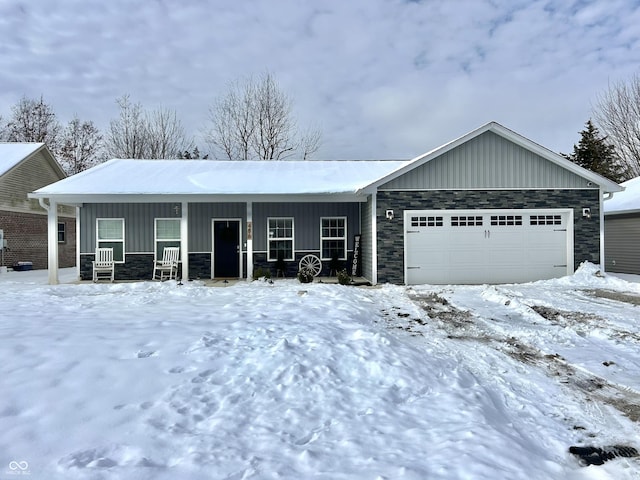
[0,0,638,159]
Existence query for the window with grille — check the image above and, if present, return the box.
[57,222,66,243]
[268,218,294,261]
[320,217,347,260]
[490,215,522,226]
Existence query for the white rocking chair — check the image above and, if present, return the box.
[92,247,115,282]
[153,247,180,281]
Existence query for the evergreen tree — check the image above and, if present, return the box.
[563,120,627,183]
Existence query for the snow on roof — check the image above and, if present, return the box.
[0,143,44,176]
[604,176,640,214]
[32,159,409,197]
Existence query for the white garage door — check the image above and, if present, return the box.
[404,209,573,285]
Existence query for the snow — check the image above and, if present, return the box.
[604,176,640,214]
[0,143,44,177]
[31,159,408,196]
[1,265,639,479]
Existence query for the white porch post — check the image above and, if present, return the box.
[181,201,189,281]
[47,200,59,285]
[75,206,81,281]
[599,191,606,273]
[371,195,377,285]
[246,201,253,280]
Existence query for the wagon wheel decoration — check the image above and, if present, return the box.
[298,254,322,277]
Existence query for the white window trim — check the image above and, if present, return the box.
[267,217,295,261]
[320,216,347,261]
[154,218,181,262]
[96,218,125,263]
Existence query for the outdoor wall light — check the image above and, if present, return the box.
[386,209,394,220]
[582,208,591,219]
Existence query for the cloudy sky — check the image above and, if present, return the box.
[1,0,639,160]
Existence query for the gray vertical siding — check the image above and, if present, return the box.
[252,202,360,251]
[80,203,182,253]
[189,203,246,252]
[380,131,595,190]
[604,214,640,274]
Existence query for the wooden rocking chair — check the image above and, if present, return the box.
[92,247,115,282]
[153,246,180,281]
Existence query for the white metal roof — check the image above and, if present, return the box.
[0,143,45,176]
[31,159,408,198]
[604,176,640,215]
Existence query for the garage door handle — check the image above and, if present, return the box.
[407,266,421,269]
[484,230,491,238]
[554,229,566,232]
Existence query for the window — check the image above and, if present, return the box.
[57,222,66,243]
[530,215,562,226]
[155,219,181,260]
[268,218,294,261]
[411,216,443,227]
[490,215,522,226]
[451,216,483,227]
[96,218,124,262]
[321,217,347,260]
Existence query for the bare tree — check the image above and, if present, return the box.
[58,116,104,175]
[593,73,640,179]
[105,95,196,159]
[205,73,321,160]
[145,106,194,159]
[5,95,62,150]
[105,95,149,159]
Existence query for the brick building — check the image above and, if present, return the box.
[0,143,75,270]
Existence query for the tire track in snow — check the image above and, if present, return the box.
[404,292,640,425]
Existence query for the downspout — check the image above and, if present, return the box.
[38,198,59,285]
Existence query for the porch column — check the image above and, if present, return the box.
[371,195,377,285]
[75,206,81,281]
[246,201,253,280]
[47,200,59,285]
[181,201,189,281]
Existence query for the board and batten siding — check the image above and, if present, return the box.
[252,202,360,252]
[380,131,594,190]
[80,203,183,254]
[188,203,246,252]
[604,214,640,274]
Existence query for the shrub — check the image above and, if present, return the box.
[337,269,352,285]
[253,267,272,281]
[297,268,314,284]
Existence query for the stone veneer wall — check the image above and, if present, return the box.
[188,253,211,280]
[80,253,183,281]
[376,189,600,284]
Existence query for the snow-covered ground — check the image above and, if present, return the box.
[1,264,639,480]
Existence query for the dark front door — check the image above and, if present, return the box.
[213,220,240,278]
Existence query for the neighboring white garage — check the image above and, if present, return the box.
[404,209,573,285]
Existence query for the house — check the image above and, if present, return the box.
[603,176,640,274]
[0,143,75,271]
[29,122,622,285]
